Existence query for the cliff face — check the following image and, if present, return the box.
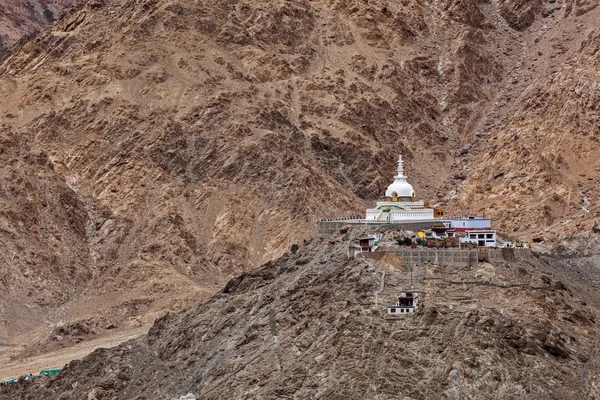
[458,1,600,244]
[2,230,599,399]
[0,0,77,58]
[0,0,598,367]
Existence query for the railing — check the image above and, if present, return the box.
[318,219,438,224]
[317,216,363,222]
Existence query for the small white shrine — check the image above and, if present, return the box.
[387,291,420,314]
[365,155,442,222]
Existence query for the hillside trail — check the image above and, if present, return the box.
[0,326,149,382]
[373,271,386,309]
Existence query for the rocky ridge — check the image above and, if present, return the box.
[0,0,77,59]
[0,0,598,375]
[2,228,599,399]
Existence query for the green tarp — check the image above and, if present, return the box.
[3,369,61,384]
[40,369,61,376]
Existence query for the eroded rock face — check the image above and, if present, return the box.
[458,12,600,246]
[0,0,501,341]
[0,130,93,346]
[0,0,598,365]
[499,0,543,30]
[0,0,77,57]
[2,230,599,399]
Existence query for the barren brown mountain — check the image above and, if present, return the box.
[0,0,598,396]
[0,0,78,58]
[3,228,600,399]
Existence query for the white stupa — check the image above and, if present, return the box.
[385,155,415,201]
[365,154,441,222]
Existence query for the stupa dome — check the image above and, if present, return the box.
[385,154,415,200]
[385,180,414,198]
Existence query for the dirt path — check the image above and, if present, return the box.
[0,326,149,381]
[374,271,386,310]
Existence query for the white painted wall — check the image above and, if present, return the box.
[447,219,491,229]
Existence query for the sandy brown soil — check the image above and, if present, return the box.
[2,228,599,399]
[0,0,597,391]
[0,326,148,381]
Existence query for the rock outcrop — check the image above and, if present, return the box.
[0,0,77,59]
[0,0,598,371]
[2,229,599,399]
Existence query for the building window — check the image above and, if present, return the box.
[470,234,476,239]
[391,308,396,313]
[478,234,485,239]
[486,234,494,239]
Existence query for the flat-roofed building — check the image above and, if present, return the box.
[387,291,420,314]
[437,216,497,247]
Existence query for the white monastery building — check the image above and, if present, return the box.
[365,154,444,222]
[444,216,497,247]
[323,154,500,247]
[387,291,420,314]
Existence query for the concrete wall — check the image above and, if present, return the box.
[317,220,435,237]
[447,219,491,229]
[358,247,533,267]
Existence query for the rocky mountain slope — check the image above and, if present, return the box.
[2,228,599,399]
[0,0,598,375]
[0,0,77,59]
[458,0,600,243]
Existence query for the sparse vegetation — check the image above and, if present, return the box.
[396,237,413,246]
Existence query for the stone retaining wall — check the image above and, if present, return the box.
[358,247,533,267]
[318,220,436,237]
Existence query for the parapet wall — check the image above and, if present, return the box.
[358,247,533,267]
[318,220,436,237]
